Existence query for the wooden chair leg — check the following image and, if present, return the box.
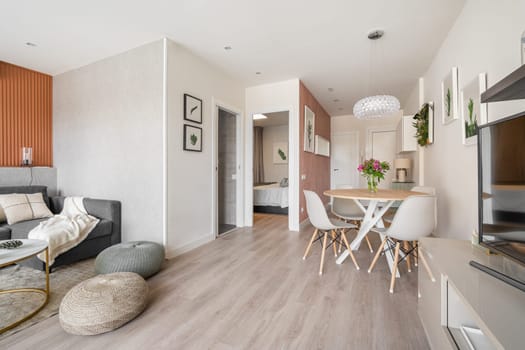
[331,230,338,257]
[390,242,401,294]
[319,231,328,275]
[303,229,318,260]
[404,241,412,272]
[368,237,388,273]
[341,229,360,270]
[418,247,436,282]
[338,229,344,253]
[365,235,374,253]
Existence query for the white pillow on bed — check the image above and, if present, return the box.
[0,193,53,225]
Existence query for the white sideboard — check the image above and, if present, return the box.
[419,237,525,349]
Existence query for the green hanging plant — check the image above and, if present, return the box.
[413,102,432,147]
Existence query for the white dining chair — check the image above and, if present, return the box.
[303,190,360,275]
[330,185,373,253]
[367,195,436,293]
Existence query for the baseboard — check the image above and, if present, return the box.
[299,217,311,231]
[165,234,215,259]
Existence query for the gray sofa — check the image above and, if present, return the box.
[0,185,121,271]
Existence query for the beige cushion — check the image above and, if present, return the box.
[0,193,53,225]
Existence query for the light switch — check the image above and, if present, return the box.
[301,174,307,180]
[231,174,237,180]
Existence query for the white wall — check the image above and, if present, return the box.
[404,0,525,239]
[245,79,300,231]
[166,40,245,257]
[331,112,411,187]
[262,124,289,183]
[53,40,164,243]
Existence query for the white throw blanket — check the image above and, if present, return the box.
[28,197,100,265]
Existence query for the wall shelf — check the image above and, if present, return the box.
[481,64,525,103]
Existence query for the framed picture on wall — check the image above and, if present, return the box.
[183,124,202,152]
[184,93,203,124]
[441,67,459,125]
[304,105,315,152]
[273,142,288,164]
[460,73,487,146]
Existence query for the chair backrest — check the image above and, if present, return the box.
[411,186,436,195]
[387,195,437,241]
[304,190,333,230]
[331,184,363,218]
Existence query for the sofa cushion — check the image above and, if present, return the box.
[8,218,50,239]
[0,193,53,225]
[8,218,112,240]
[0,225,11,240]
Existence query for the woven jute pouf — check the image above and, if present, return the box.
[59,272,148,335]
[95,241,165,279]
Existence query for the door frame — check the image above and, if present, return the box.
[244,106,297,231]
[212,98,244,238]
[330,131,360,190]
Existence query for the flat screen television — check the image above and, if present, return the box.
[478,111,525,266]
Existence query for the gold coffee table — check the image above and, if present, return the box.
[0,239,49,333]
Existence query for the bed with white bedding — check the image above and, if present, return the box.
[253,183,288,214]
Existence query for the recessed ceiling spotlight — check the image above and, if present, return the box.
[255,72,261,75]
[333,99,340,103]
[253,114,268,120]
[25,42,37,47]
[328,88,334,92]
[224,46,232,50]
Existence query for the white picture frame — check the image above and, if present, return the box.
[460,73,487,146]
[273,142,288,164]
[304,106,315,153]
[314,135,330,157]
[441,67,459,125]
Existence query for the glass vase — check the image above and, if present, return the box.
[367,176,378,193]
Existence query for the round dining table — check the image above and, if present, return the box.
[324,188,426,276]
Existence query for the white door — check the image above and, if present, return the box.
[368,128,396,189]
[331,132,360,189]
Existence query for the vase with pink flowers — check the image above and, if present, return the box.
[357,158,390,193]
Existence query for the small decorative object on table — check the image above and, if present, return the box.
[357,158,390,193]
[0,239,23,249]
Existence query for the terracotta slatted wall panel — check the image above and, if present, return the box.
[0,61,52,167]
[299,81,331,222]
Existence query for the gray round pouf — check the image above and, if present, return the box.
[59,272,148,335]
[95,241,165,278]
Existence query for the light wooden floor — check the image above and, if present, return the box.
[0,214,429,349]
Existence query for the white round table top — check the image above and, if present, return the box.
[324,188,427,201]
[0,239,48,267]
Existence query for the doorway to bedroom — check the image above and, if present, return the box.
[253,111,290,222]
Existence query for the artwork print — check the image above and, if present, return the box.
[184,94,203,124]
[304,106,315,153]
[183,124,202,152]
[441,67,459,125]
[273,142,288,164]
[460,73,487,146]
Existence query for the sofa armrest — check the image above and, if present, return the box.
[50,196,122,246]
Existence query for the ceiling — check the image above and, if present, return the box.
[0,0,465,116]
[253,111,289,127]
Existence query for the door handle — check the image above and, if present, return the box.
[333,169,339,171]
